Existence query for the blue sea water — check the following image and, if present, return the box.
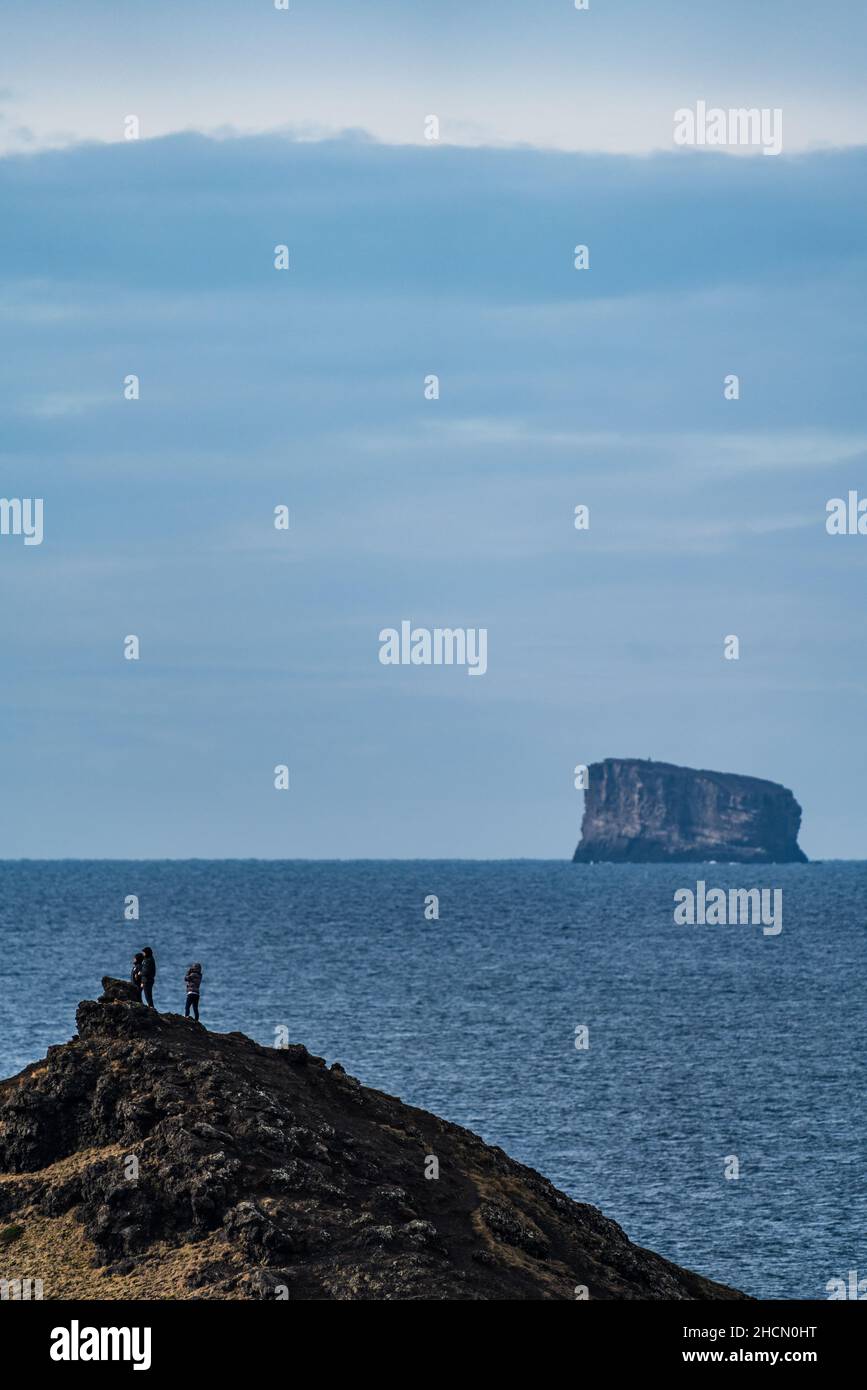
[0,858,863,1300]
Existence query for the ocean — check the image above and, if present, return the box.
[1,858,863,1300]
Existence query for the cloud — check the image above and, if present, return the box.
[0,132,865,304]
[25,390,112,419]
[350,420,867,476]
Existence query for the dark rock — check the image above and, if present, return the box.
[0,980,752,1301]
[247,1267,294,1299]
[360,1224,398,1247]
[98,977,142,1005]
[224,1199,311,1262]
[480,1199,550,1258]
[403,1219,439,1248]
[41,1175,82,1216]
[573,758,807,864]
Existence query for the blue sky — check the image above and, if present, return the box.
[3,1,867,156]
[1,5,866,857]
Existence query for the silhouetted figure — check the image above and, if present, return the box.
[140,946,156,1008]
[130,952,144,1003]
[184,962,202,1022]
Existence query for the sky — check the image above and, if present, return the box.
[1,2,866,858]
[2,1,867,156]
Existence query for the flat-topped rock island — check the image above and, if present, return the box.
[573,758,807,864]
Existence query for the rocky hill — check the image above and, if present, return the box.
[0,979,749,1300]
[574,758,807,864]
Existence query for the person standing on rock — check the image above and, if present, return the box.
[130,952,144,1003]
[139,946,156,1008]
[184,962,203,1022]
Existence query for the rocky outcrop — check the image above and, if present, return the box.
[0,979,749,1300]
[573,759,807,864]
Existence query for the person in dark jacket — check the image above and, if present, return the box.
[139,946,156,1008]
[184,962,203,1022]
[131,952,144,1003]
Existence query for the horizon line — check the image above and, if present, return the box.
[0,856,848,865]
